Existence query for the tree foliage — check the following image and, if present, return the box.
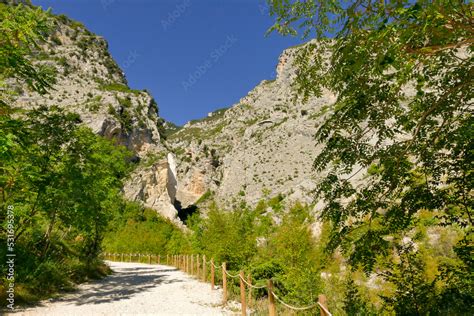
[0,3,133,303]
[0,2,53,101]
[267,0,473,313]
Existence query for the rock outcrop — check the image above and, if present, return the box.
[11,13,180,220]
[13,15,164,157]
[167,41,338,209]
[123,153,180,222]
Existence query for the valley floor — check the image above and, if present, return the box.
[10,261,230,316]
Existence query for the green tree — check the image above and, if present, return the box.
[0,2,53,103]
[380,247,437,315]
[0,3,134,302]
[267,0,472,312]
[343,276,374,316]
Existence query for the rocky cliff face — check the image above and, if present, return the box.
[14,11,350,222]
[14,14,163,157]
[167,41,339,210]
[12,13,182,222]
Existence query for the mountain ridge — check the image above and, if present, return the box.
[12,10,339,223]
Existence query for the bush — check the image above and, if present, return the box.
[102,201,188,255]
[100,83,141,94]
[51,34,62,45]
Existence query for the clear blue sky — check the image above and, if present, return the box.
[33,0,304,125]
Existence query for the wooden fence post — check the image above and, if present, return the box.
[197,255,200,277]
[121,253,124,262]
[148,254,151,264]
[318,294,328,316]
[240,271,246,316]
[268,279,276,316]
[129,253,132,262]
[222,262,227,304]
[210,258,215,290]
[191,255,194,275]
[247,273,252,308]
[189,255,192,274]
[203,255,207,282]
[167,254,169,265]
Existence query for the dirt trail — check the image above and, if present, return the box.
[11,261,231,315]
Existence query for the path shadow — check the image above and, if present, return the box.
[25,266,183,306]
[56,265,183,306]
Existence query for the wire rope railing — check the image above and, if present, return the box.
[102,252,332,315]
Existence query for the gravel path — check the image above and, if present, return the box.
[11,261,231,316]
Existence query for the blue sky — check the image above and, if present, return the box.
[33,0,304,125]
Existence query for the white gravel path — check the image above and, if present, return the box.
[11,261,232,316]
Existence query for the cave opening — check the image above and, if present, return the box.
[173,200,199,224]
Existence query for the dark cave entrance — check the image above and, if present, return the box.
[174,200,198,224]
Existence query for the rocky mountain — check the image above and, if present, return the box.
[11,13,183,222]
[166,42,338,212]
[14,14,163,156]
[13,12,344,222]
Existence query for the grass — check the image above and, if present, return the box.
[0,258,111,308]
[99,83,142,95]
[168,121,226,143]
[188,107,229,125]
[141,152,166,168]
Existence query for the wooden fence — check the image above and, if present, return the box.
[103,253,332,315]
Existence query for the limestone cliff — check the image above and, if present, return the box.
[11,13,180,221]
[12,11,360,222]
[167,41,340,210]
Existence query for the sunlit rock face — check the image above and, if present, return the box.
[12,14,179,220]
[15,15,352,224]
[123,156,181,223]
[167,40,338,211]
